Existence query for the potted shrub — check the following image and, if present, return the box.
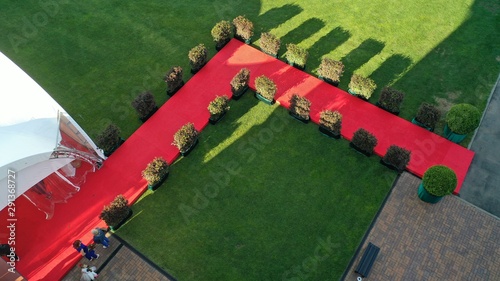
[164,66,184,96]
[131,91,158,122]
[288,94,311,123]
[376,87,404,115]
[96,123,123,157]
[188,44,208,74]
[172,122,199,156]
[254,75,277,105]
[350,128,378,156]
[285,43,309,70]
[412,102,441,131]
[99,194,132,231]
[444,103,481,143]
[232,15,254,44]
[418,165,457,203]
[142,157,169,191]
[211,20,232,51]
[230,68,250,100]
[259,32,280,57]
[348,74,376,100]
[317,58,344,87]
[319,110,342,139]
[381,145,411,173]
[208,95,230,125]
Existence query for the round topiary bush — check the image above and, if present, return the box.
[422,165,457,197]
[446,103,481,135]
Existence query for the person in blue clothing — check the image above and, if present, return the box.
[91,228,110,248]
[73,240,99,261]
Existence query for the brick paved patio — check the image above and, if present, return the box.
[344,172,500,280]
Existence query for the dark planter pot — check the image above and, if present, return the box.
[417,183,443,204]
[190,63,207,74]
[318,76,339,87]
[288,61,306,71]
[104,138,125,157]
[139,106,158,123]
[109,209,133,231]
[375,102,400,116]
[209,111,227,125]
[147,172,169,191]
[319,125,341,139]
[289,111,310,124]
[167,81,185,97]
[443,124,467,143]
[215,39,230,51]
[380,159,404,174]
[255,92,275,105]
[411,117,434,132]
[349,142,373,157]
[231,85,249,100]
[180,137,199,157]
[347,89,369,101]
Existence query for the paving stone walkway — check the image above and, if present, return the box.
[343,172,500,281]
[62,235,175,281]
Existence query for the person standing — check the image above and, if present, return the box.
[0,244,19,261]
[91,228,110,249]
[73,240,99,261]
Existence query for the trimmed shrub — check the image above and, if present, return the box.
[255,75,277,101]
[348,74,376,100]
[232,15,254,41]
[285,43,309,68]
[317,58,344,83]
[96,123,121,155]
[422,165,457,196]
[289,94,311,119]
[351,128,378,155]
[208,95,230,117]
[382,145,411,172]
[259,32,280,57]
[378,87,404,114]
[415,102,441,129]
[188,44,208,72]
[172,123,199,153]
[99,195,130,228]
[131,91,157,120]
[230,68,250,93]
[211,20,232,49]
[142,157,169,186]
[164,66,184,94]
[446,103,481,134]
[319,110,342,134]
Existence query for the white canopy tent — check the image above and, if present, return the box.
[0,52,105,218]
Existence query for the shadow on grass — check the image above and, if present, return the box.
[339,39,385,88]
[369,54,413,102]
[256,4,303,32]
[280,18,325,46]
[308,27,351,71]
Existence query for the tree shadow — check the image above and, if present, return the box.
[369,54,412,101]
[339,39,385,89]
[308,27,351,71]
[256,4,303,32]
[280,18,325,46]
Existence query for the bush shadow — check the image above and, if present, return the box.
[255,4,303,32]
[339,39,385,89]
[369,54,412,102]
[280,18,325,46]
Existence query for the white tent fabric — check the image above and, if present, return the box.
[0,52,104,213]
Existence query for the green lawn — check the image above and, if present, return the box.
[1,0,499,279]
[1,1,498,144]
[118,92,397,280]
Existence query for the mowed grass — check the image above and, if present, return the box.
[1,1,498,145]
[118,92,397,280]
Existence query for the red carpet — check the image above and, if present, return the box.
[2,39,473,280]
